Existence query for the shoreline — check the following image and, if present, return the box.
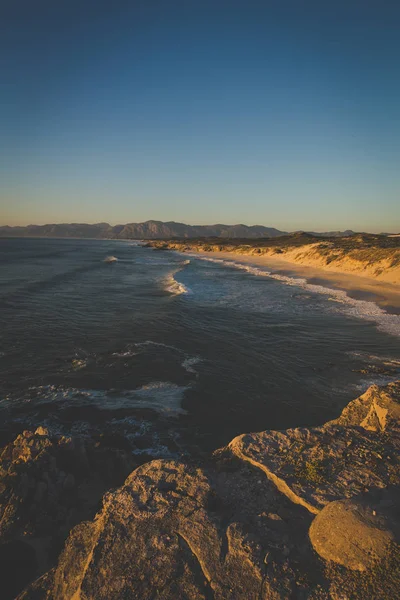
[10,381,400,599]
[186,249,400,314]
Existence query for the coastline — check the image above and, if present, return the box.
[10,381,400,599]
[192,249,400,314]
[2,238,400,597]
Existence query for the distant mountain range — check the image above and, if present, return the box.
[0,221,359,239]
[0,221,286,239]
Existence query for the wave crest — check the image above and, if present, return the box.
[165,275,190,296]
[196,256,400,337]
[9,382,188,415]
[163,261,191,296]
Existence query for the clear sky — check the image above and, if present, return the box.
[1,0,399,232]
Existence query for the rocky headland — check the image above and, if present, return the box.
[0,382,399,599]
[146,233,400,285]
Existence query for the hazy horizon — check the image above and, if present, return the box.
[2,1,399,232]
[1,217,398,235]
[2,212,399,234]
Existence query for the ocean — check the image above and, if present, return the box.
[0,237,399,458]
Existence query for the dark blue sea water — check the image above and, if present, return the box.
[0,237,399,457]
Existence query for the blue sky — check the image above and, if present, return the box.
[1,0,399,231]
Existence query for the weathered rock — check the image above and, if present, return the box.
[310,488,400,571]
[10,382,400,599]
[309,488,400,570]
[18,457,311,599]
[228,382,400,513]
[0,429,137,599]
[35,427,49,437]
[329,381,400,432]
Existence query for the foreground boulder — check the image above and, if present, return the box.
[309,488,400,570]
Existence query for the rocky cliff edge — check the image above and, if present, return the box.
[1,382,399,599]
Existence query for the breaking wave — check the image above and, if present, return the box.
[196,256,400,338]
[164,275,191,296]
[181,356,202,374]
[133,341,202,374]
[111,350,137,358]
[163,259,191,296]
[5,382,188,415]
[133,340,183,352]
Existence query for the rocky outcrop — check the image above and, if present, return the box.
[228,383,400,514]
[309,489,400,571]
[329,381,400,431]
[0,428,137,599]
[5,382,400,599]
[18,458,311,599]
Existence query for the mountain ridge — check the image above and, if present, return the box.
[0,220,359,239]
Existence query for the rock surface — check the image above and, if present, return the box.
[309,489,400,571]
[228,382,400,514]
[2,382,399,599]
[18,458,307,599]
[0,428,136,599]
[330,381,400,431]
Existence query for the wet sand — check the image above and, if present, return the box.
[194,251,400,314]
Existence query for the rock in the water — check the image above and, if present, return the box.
[309,490,400,570]
[34,426,49,437]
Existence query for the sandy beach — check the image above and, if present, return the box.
[194,250,400,314]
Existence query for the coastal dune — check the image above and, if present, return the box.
[266,241,400,284]
[147,235,400,286]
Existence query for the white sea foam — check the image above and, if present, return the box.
[346,351,400,367]
[134,340,183,352]
[133,340,202,374]
[196,256,400,338]
[181,356,202,374]
[352,375,399,391]
[163,260,191,296]
[18,382,188,415]
[111,350,137,358]
[164,274,191,296]
[131,443,173,457]
[112,381,188,414]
